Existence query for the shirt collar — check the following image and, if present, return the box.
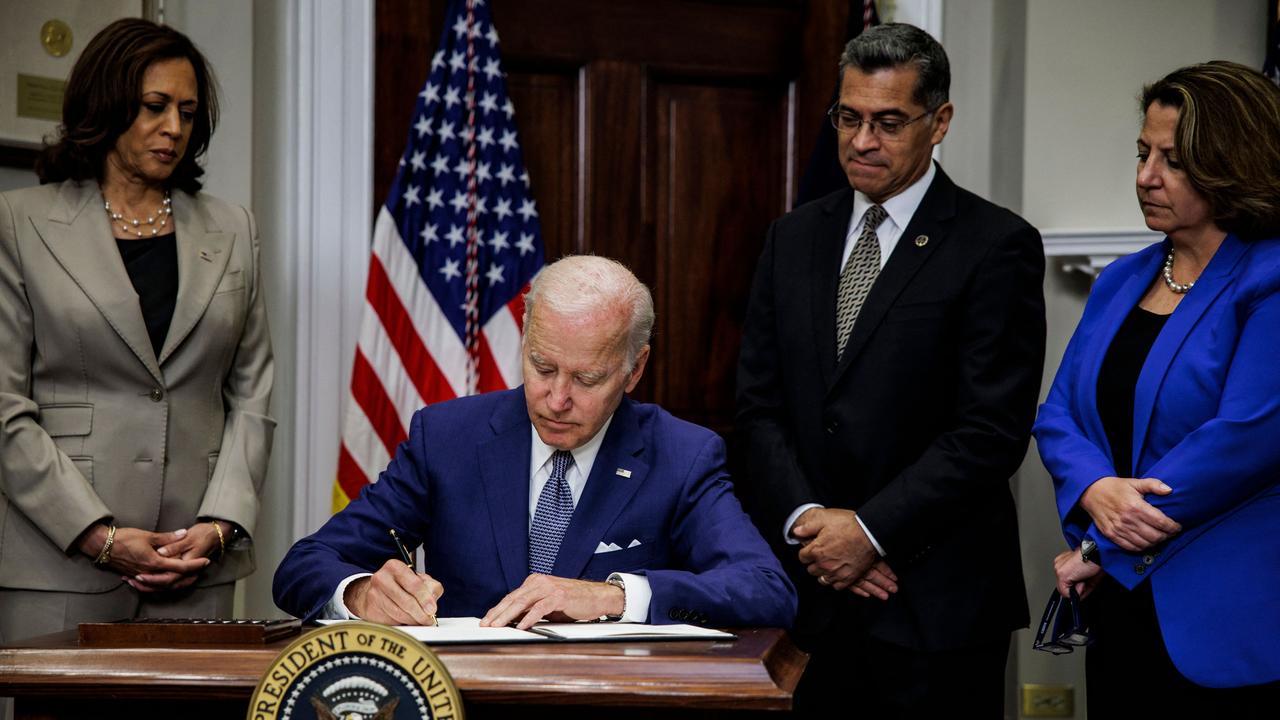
[851,160,937,233]
[529,412,615,479]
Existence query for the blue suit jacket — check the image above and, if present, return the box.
[274,389,796,628]
[1034,234,1280,687]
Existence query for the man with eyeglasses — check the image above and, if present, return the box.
[736,23,1046,716]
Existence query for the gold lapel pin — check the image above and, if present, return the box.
[914,235,929,247]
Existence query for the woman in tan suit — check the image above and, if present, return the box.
[0,18,273,640]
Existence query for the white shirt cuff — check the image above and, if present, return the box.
[323,573,373,619]
[783,503,825,545]
[610,572,651,623]
[855,514,886,557]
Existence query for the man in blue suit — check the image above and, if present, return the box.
[273,255,796,629]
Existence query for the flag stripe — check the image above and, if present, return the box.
[357,304,426,431]
[364,253,447,415]
[350,350,409,457]
[337,443,372,503]
[508,283,530,333]
[483,302,524,389]
[476,333,506,394]
[340,401,393,492]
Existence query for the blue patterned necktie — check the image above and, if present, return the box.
[836,204,887,361]
[529,450,576,575]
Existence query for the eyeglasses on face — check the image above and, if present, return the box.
[1033,587,1094,655]
[827,103,936,137]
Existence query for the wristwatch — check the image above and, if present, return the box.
[1080,538,1099,564]
[601,574,626,622]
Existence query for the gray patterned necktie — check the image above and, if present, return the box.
[529,450,575,575]
[835,204,887,361]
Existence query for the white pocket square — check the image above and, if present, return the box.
[627,539,642,548]
[594,541,623,554]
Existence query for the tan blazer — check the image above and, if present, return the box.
[0,179,274,593]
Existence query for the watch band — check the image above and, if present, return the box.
[1080,538,1099,564]
[601,575,626,622]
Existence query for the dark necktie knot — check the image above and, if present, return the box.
[863,204,888,232]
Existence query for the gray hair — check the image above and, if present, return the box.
[523,255,654,370]
[839,23,950,111]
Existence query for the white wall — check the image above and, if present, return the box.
[164,0,255,210]
[1023,0,1265,230]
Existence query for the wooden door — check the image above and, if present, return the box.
[375,0,852,434]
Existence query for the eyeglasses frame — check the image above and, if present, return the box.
[826,102,939,137]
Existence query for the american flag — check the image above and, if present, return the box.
[335,0,545,511]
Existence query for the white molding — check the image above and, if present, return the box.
[1041,227,1160,275]
[291,0,375,540]
[889,0,944,38]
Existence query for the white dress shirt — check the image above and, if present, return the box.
[783,162,938,557]
[325,413,652,622]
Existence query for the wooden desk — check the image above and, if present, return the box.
[0,627,805,718]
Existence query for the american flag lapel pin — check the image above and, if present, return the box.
[615,468,632,478]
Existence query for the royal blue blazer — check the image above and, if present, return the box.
[273,389,796,628]
[1034,233,1280,687]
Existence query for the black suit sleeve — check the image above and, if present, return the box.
[735,221,819,536]
[857,224,1046,556]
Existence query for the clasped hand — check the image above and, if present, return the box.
[1080,476,1181,552]
[792,508,898,601]
[346,561,624,629]
[80,524,220,592]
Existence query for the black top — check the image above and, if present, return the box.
[1096,304,1170,477]
[116,233,178,358]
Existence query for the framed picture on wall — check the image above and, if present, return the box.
[0,0,153,168]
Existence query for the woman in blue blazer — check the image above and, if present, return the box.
[1035,62,1280,716]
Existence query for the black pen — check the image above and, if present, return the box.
[389,528,415,566]
[389,528,437,627]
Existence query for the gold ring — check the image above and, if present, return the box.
[817,576,831,586]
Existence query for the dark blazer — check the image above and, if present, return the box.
[736,165,1045,651]
[1035,234,1280,688]
[274,389,797,627]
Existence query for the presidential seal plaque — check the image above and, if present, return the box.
[248,621,464,720]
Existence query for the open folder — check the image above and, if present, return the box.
[317,617,735,644]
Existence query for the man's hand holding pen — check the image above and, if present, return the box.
[344,559,443,626]
[344,529,441,626]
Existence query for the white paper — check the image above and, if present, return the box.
[316,618,734,644]
[530,622,734,641]
[318,617,545,644]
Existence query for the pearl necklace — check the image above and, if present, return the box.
[104,193,172,238]
[1162,250,1195,294]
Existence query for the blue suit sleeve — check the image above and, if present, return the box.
[1033,311,1117,547]
[273,410,435,620]
[642,434,798,628]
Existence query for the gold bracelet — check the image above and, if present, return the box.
[93,524,117,567]
[210,521,226,560]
